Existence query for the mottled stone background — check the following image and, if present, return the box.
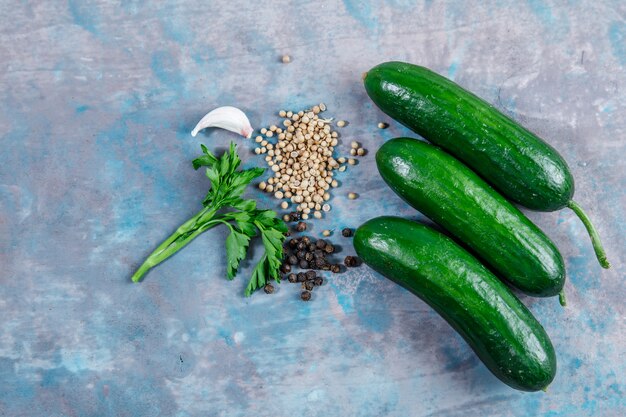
[0,1,624,416]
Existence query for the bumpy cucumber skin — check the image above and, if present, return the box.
[354,216,557,392]
[364,61,574,211]
[376,138,565,297]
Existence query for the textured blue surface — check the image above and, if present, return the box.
[1,1,625,416]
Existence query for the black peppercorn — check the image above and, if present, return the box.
[301,236,311,245]
[344,256,358,267]
[302,280,315,291]
[288,238,299,248]
[305,270,316,280]
[315,258,326,268]
[324,244,334,254]
[321,263,331,271]
[305,252,314,262]
[342,228,353,237]
[330,264,341,273]
[289,212,301,222]
[313,249,324,259]
[280,263,291,273]
[299,260,309,269]
[296,241,306,251]
[313,277,323,286]
[296,250,306,259]
[316,239,326,249]
[296,222,307,232]
[288,273,297,283]
[301,290,312,301]
[308,243,317,252]
[288,255,298,265]
[264,283,275,294]
[297,272,307,282]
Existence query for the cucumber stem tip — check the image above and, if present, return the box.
[558,291,567,307]
[566,200,610,269]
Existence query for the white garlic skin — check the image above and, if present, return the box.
[191,106,253,138]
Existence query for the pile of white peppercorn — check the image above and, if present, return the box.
[250,105,357,220]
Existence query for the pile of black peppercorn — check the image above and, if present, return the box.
[265,218,361,301]
[278,221,346,301]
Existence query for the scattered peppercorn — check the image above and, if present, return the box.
[288,238,299,248]
[289,212,301,222]
[331,264,341,273]
[301,291,312,301]
[288,273,297,283]
[314,277,324,286]
[302,280,315,291]
[378,122,389,129]
[344,256,359,267]
[288,255,298,265]
[305,252,314,262]
[324,244,335,254]
[315,258,327,268]
[301,236,311,244]
[280,263,291,273]
[296,222,307,232]
[264,283,275,294]
[316,239,327,249]
[314,249,324,259]
[281,55,291,63]
[306,270,317,280]
[322,229,331,237]
[296,241,306,250]
[296,250,306,259]
[342,228,353,237]
[297,272,307,282]
[299,260,309,269]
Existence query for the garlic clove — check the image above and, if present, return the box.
[191,106,253,138]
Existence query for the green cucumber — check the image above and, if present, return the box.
[376,138,564,297]
[354,216,557,392]
[364,61,609,268]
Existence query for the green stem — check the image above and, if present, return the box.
[567,200,610,269]
[558,290,567,307]
[131,207,220,282]
[142,219,221,266]
[148,206,212,260]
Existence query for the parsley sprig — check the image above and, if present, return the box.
[131,143,287,296]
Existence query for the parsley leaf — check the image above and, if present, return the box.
[225,227,251,280]
[192,144,218,170]
[245,255,268,296]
